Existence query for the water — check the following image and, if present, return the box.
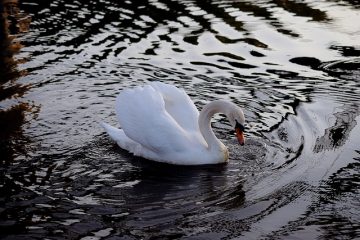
[0,0,359,239]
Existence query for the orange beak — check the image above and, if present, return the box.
[235,127,245,146]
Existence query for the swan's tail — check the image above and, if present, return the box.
[100,122,143,155]
[100,122,125,143]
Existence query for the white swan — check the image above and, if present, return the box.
[101,82,246,165]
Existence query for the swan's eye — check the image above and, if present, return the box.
[235,120,245,132]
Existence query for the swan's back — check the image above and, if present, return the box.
[115,84,192,155]
[149,82,199,132]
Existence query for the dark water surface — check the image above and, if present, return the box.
[1,0,359,239]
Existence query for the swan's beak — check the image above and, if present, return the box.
[235,127,245,146]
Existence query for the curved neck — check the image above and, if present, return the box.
[198,100,230,151]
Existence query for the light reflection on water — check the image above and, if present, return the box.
[0,0,359,239]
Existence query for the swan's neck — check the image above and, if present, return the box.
[198,100,230,152]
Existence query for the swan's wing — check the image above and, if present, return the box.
[149,82,199,132]
[116,85,189,154]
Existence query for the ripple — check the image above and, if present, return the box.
[2,0,360,239]
[320,57,360,75]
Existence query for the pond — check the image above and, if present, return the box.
[1,0,359,239]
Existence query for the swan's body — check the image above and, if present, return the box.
[101,82,245,165]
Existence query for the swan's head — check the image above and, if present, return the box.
[226,105,246,146]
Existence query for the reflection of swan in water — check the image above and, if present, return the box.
[101,82,246,165]
[117,161,245,229]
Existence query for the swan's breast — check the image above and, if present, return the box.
[222,146,229,162]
